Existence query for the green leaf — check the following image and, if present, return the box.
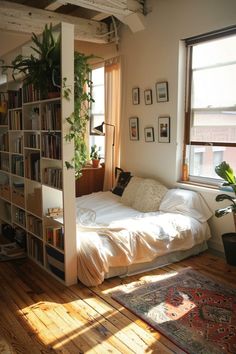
[215,161,236,184]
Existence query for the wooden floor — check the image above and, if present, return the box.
[0,251,235,354]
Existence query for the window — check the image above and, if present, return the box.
[89,66,105,159]
[184,28,236,183]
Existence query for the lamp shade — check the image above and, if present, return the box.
[93,123,105,135]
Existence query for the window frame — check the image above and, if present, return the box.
[184,26,236,184]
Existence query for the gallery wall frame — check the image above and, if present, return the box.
[129,117,139,140]
[156,81,169,102]
[144,127,155,142]
[158,116,170,143]
[132,87,140,105]
[144,89,153,105]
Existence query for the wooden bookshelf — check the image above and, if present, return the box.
[0,23,77,286]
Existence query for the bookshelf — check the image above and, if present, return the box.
[0,23,77,286]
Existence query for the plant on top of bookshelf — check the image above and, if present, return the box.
[65,52,95,178]
[3,24,61,100]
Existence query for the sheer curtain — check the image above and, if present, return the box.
[103,57,121,190]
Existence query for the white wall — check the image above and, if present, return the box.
[0,30,30,57]
[119,0,236,252]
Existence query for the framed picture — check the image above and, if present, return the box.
[156,81,169,102]
[132,87,140,105]
[129,117,139,140]
[158,116,170,143]
[144,127,154,142]
[144,89,152,105]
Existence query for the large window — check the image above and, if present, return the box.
[89,66,105,159]
[185,29,236,183]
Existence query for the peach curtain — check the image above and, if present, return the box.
[103,57,121,190]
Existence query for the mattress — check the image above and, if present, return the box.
[76,191,212,286]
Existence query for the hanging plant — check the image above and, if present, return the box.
[65,52,95,178]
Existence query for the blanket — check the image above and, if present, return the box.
[77,212,211,286]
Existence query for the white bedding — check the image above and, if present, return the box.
[76,191,212,286]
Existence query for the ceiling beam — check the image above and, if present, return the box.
[45,1,66,11]
[58,0,146,32]
[59,0,143,17]
[0,1,109,43]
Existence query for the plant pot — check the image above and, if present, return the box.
[92,159,100,168]
[222,233,236,266]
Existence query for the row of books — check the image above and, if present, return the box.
[0,131,9,151]
[43,167,62,189]
[28,236,43,264]
[25,152,40,182]
[41,133,61,160]
[46,226,64,250]
[12,135,23,154]
[0,112,8,125]
[11,155,24,176]
[9,109,23,130]
[15,207,26,227]
[25,133,40,149]
[41,102,61,130]
[28,214,42,238]
[8,89,22,109]
[23,83,40,103]
[0,153,10,172]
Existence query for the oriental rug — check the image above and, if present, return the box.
[112,268,236,354]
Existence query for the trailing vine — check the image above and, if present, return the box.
[65,52,95,178]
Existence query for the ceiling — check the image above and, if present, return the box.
[0,0,147,44]
[5,0,109,21]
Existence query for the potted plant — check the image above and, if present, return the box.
[3,24,60,99]
[90,145,101,168]
[215,161,236,265]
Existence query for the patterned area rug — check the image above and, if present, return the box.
[112,268,236,354]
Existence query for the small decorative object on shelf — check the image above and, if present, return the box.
[47,207,63,218]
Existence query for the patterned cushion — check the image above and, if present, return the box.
[121,176,144,206]
[112,171,132,196]
[132,179,168,212]
[121,177,168,212]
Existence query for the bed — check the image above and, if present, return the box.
[75,176,212,286]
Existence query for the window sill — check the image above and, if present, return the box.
[176,180,219,193]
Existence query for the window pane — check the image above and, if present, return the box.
[192,35,236,69]
[190,111,236,143]
[188,145,236,179]
[92,67,104,85]
[91,85,104,114]
[192,64,236,108]
[90,66,105,159]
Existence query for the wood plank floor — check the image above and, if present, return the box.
[0,251,235,354]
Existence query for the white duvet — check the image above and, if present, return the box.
[76,191,211,286]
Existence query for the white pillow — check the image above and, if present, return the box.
[121,177,168,212]
[121,176,144,206]
[159,188,212,223]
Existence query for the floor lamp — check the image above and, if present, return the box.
[93,122,115,186]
